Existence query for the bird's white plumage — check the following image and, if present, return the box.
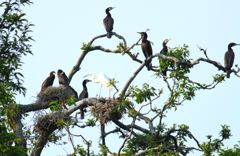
[84,72,113,97]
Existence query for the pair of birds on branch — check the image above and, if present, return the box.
[41,69,82,100]
[138,31,171,74]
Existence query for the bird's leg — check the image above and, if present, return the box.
[109,90,111,99]
[98,85,102,98]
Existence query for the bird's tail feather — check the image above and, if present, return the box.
[227,70,231,78]
[107,32,112,38]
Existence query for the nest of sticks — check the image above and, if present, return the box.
[90,98,125,124]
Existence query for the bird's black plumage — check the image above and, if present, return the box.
[57,69,69,86]
[224,42,239,78]
[79,79,91,100]
[57,69,78,98]
[79,79,91,119]
[103,7,115,38]
[138,32,153,71]
[41,71,56,92]
[160,39,171,76]
[69,85,78,99]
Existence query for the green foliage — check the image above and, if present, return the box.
[108,78,118,91]
[218,143,240,156]
[159,44,192,78]
[0,0,33,155]
[0,119,26,156]
[129,83,160,104]
[117,42,127,54]
[200,125,233,155]
[213,74,225,83]
[0,0,34,95]
[76,144,88,156]
[81,42,93,51]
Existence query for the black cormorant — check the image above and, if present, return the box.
[41,71,56,92]
[160,39,171,76]
[79,79,92,100]
[57,69,78,98]
[103,7,115,38]
[79,79,91,119]
[224,42,240,78]
[57,69,69,86]
[138,32,153,71]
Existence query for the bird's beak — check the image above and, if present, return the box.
[137,32,141,34]
[53,73,56,75]
[83,74,88,78]
[166,38,171,43]
[61,72,65,74]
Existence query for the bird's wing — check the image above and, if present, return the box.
[224,51,235,68]
[79,89,88,99]
[103,17,114,32]
[141,40,153,58]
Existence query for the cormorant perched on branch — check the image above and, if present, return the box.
[138,32,153,71]
[41,71,56,92]
[57,69,69,86]
[103,7,115,38]
[224,42,240,78]
[79,79,91,100]
[57,69,78,98]
[160,39,171,76]
[79,79,91,119]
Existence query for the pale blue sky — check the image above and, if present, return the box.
[16,0,240,155]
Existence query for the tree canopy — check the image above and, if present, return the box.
[1,1,240,156]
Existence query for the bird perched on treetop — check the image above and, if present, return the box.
[160,38,171,76]
[103,7,115,38]
[41,71,56,92]
[138,32,153,71]
[224,42,240,78]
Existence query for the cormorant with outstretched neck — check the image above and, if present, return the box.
[41,71,56,92]
[79,79,91,100]
[160,39,171,76]
[224,42,240,78]
[103,7,115,38]
[138,32,153,71]
[79,79,91,119]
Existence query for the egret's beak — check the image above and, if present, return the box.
[83,74,88,78]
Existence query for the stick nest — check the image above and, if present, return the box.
[37,86,76,104]
[90,98,125,124]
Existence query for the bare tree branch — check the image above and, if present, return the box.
[118,117,137,156]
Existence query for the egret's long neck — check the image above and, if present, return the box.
[91,74,99,83]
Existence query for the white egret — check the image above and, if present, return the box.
[84,73,114,97]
